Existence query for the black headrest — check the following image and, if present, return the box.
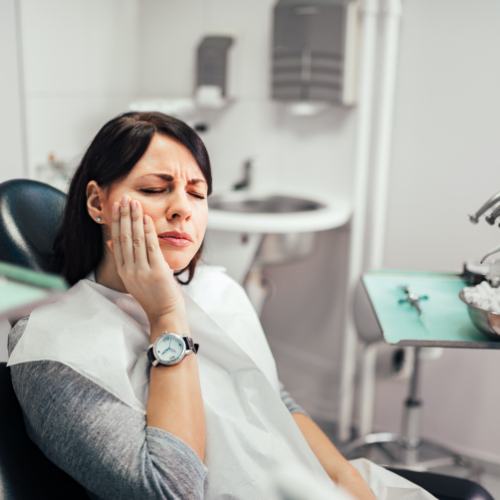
[0,179,66,273]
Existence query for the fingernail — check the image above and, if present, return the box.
[120,195,129,207]
[131,200,138,211]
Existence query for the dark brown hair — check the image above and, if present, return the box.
[52,111,212,286]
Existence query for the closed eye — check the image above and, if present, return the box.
[190,193,206,199]
[139,188,205,199]
[140,189,165,194]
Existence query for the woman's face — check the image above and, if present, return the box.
[91,132,209,272]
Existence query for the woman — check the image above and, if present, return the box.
[8,112,394,499]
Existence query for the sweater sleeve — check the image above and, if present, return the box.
[8,317,207,500]
[279,382,309,416]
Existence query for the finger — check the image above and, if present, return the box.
[131,199,148,267]
[111,201,124,268]
[144,214,168,270]
[120,196,134,266]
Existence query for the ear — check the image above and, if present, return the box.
[86,180,106,224]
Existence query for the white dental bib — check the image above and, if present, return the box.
[8,265,342,498]
[8,265,436,500]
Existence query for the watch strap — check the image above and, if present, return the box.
[147,345,156,365]
[184,336,199,354]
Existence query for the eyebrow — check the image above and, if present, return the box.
[141,173,207,186]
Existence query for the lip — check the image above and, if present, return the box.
[158,231,193,242]
[158,231,193,248]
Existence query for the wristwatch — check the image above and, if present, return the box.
[147,333,199,367]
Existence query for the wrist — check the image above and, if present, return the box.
[324,459,357,483]
[333,464,368,488]
[149,312,190,342]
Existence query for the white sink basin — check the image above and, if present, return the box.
[205,190,351,308]
[209,193,325,214]
[207,190,351,234]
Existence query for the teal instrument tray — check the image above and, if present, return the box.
[363,270,500,349]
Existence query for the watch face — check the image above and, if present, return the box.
[155,334,185,365]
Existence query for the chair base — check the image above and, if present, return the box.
[342,433,482,476]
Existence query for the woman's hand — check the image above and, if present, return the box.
[109,195,187,329]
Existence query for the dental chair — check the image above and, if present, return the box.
[0,178,87,499]
[0,362,88,499]
[0,178,65,272]
[0,179,495,500]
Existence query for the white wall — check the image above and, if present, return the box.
[0,0,142,360]
[137,0,357,419]
[0,0,25,360]
[20,0,140,179]
[375,0,500,461]
[0,0,26,182]
[137,0,355,199]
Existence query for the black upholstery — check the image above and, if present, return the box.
[0,179,495,500]
[0,363,88,500]
[388,467,495,500]
[0,179,66,272]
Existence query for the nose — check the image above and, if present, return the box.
[165,188,192,222]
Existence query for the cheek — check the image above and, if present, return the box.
[138,201,163,222]
[198,205,209,223]
[194,208,208,238]
[102,200,116,220]
[102,189,128,217]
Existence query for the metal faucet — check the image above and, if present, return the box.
[231,158,253,191]
[485,204,500,226]
[469,190,500,224]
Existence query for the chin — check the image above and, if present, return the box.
[163,252,193,273]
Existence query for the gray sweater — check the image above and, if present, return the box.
[8,316,307,500]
